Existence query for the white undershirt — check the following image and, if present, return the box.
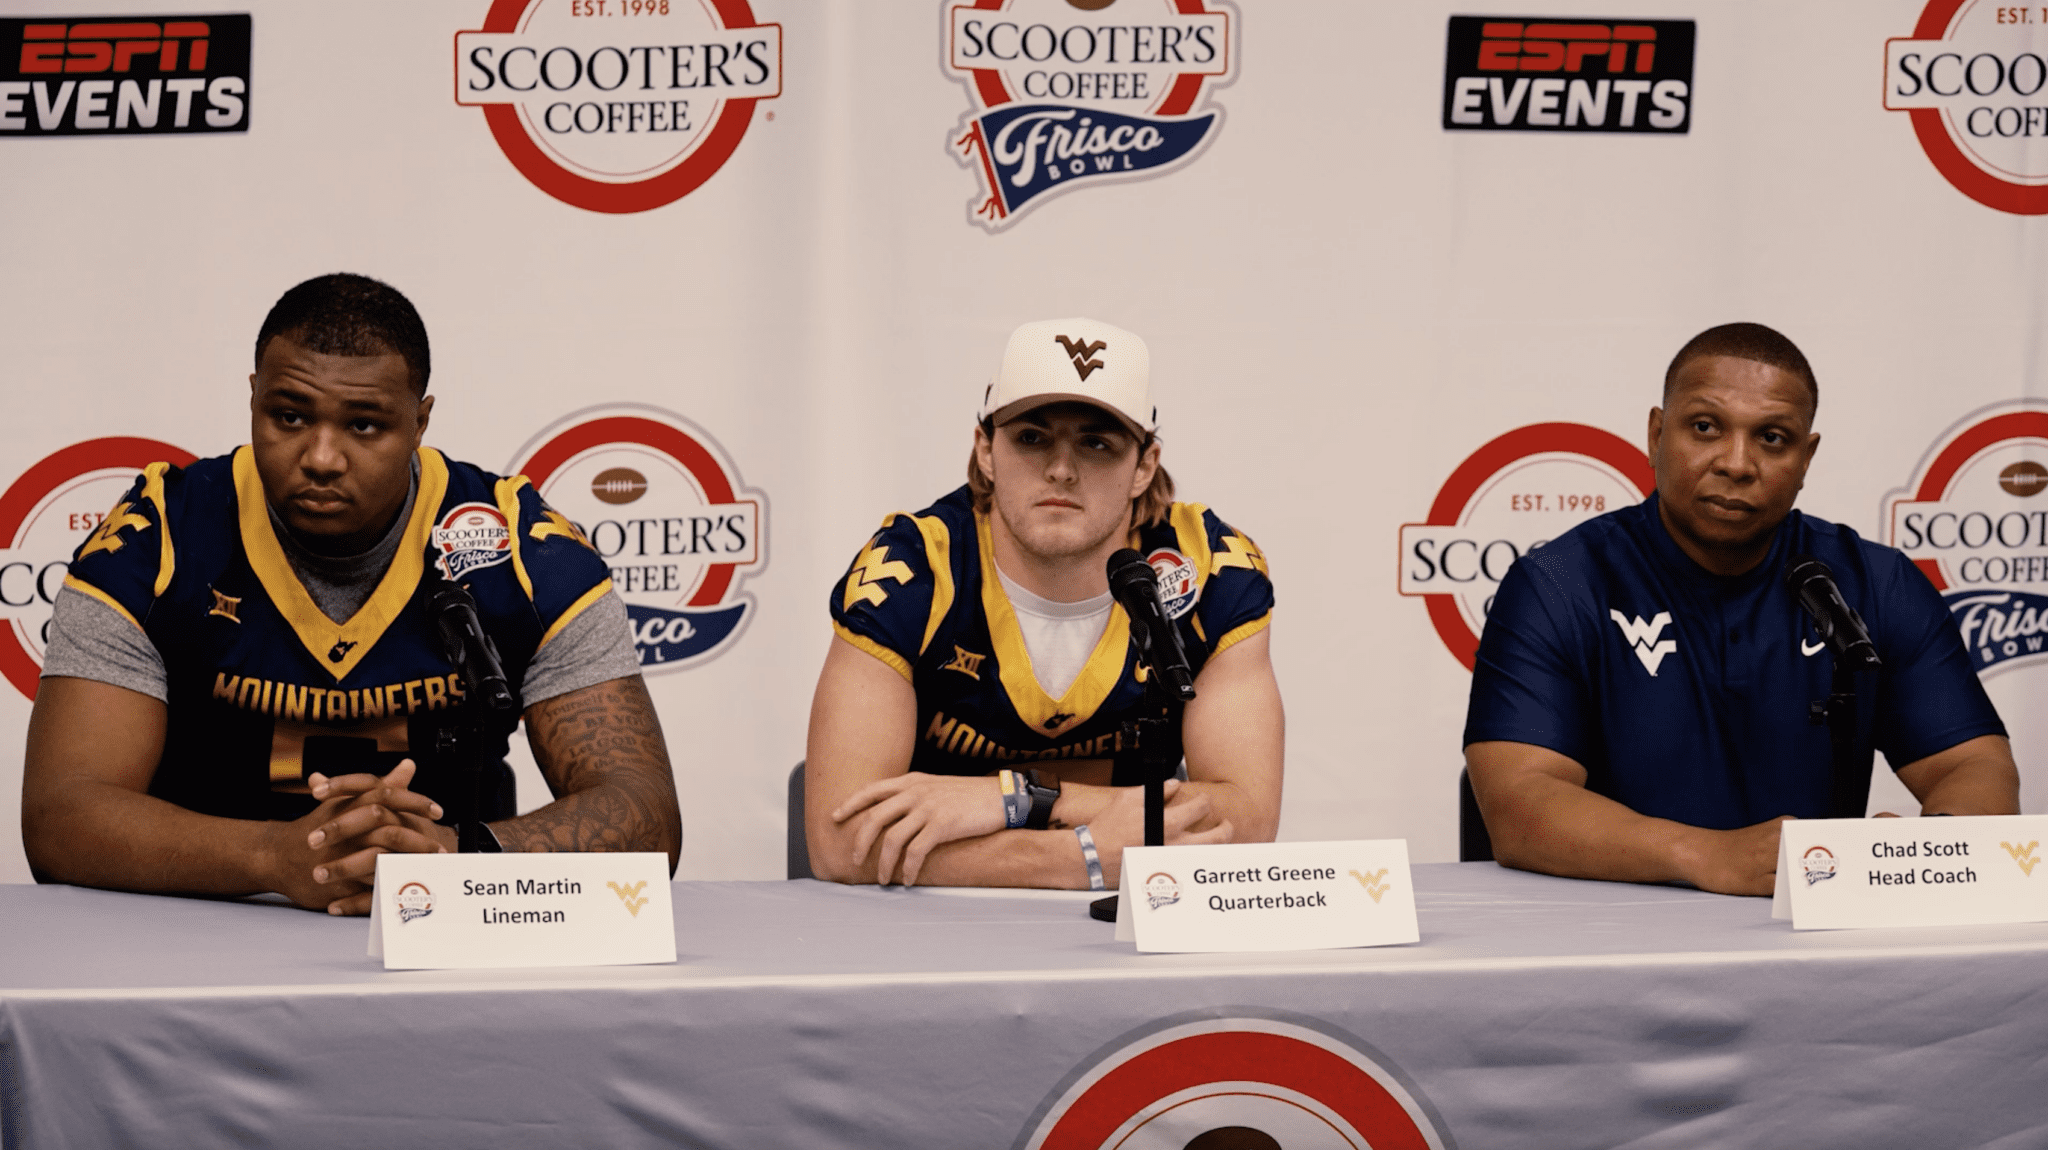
[994,562,1113,699]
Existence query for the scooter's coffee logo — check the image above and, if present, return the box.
[943,0,1238,230]
[510,405,765,671]
[456,0,781,213]
[1885,0,2048,214]
[1884,400,2048,675]
[0,437,196,700]
[1015,1014,1451,1150]
[1401,423,1653,669]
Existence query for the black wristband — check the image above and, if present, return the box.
[1023,769,1061,831]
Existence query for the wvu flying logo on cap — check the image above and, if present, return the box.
[1054,335,1107,381]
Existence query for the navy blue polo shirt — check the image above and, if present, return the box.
[1463,495,2006,829]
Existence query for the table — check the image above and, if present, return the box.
[4,863,2047,1148]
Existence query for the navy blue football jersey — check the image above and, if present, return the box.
[65,446,616,822]
[1464,495,2006,828]
[829,486,1274,781]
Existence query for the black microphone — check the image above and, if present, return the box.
[1107,548,1197,702]
[430,579,516,713]
[1785,555,1882,672]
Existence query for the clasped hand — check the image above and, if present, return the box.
[271,759,454,916]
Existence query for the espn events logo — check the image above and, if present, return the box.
[0,437,198,700]
[1886,0,2048,213]
[0,14,249,136]
[1443,16,1695,132]
[455,0,781,213]
[944,0,1238,230]
[1885,401,2048,675]
[1400,423,1653,669]
[509,406,765,672]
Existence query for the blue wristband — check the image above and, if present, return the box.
[998,770,1031,830]
[1075,824,1105,891]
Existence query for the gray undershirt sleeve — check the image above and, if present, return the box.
[40,587,169,701]
[519,588,643,704]
[41,580,640,707]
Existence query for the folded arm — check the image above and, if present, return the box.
[492,674,682,872]
[22,676,442,910]
[805,626,1282,889]
[1464,740,1789,896]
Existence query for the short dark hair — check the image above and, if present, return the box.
[255,273,431,395]
[1663,322,1817,420]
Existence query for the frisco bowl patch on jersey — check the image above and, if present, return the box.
[433,502,514,581]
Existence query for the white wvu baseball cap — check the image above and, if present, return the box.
[978,317,1156,437]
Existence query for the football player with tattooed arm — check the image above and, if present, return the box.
[1464,322,2017,896]
[806,318,1284,890]
[22,274,680,915]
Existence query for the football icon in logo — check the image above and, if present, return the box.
[591,467,649,506]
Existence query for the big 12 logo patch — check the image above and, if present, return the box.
[944,0,1237,230]
[509,406,766,671]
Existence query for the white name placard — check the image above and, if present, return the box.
[1772,816,2048,930]
[1114,840,1419,953]
[368,852,676,970]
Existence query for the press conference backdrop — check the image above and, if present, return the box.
[0,0,2042,885]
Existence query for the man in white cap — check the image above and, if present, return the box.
[805,318,1283,889]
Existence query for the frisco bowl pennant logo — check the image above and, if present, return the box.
[1884,400,2048,676]
[1400,423,1653,669]
[433,502,514,580]
[509,405,765,672]
[455,0,782,214]
[1015,1015,1452,1150]
[1146,547,1198,620]
[943,0,1238,229]
[1886,0,2048,214]
[1802,846,1837,887]
[396,881,435,924]
[0,437,196,700]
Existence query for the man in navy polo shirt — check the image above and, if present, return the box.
[1464,323,2018,896]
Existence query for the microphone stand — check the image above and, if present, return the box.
[1810,651,1880,818]
[430,573,517,852]
[1088,646,1191,922]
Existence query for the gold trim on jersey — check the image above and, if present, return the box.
[539,581,614,650]
[833,620,912,682]
[899,511,955,657]
[976,510,1130,737]
[63,574,143,633]
[1164,502,1215,592]
[233,445,449,682]
[494,476,535,602]
[139,461,175,597]
[1214,611,1272,655]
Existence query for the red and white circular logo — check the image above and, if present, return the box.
[1399,423,1653,670]
[1885,0,2048,214]
[509,404,765,672]
[432,502,515,581]
[0,437,196,700]
[455,0,783,213]
[1147,547,1199,620]
[1883,400,2048,675]
[1017,1016,1451,1150]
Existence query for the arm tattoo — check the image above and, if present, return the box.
[493,675,682,868]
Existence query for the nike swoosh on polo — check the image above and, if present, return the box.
[1801,639,1825,656]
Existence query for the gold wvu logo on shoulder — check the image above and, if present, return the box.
[529,506,592,549]
[208,587,242,623]
[844,540,914,610]
[941,645,986,680]
[1054,335,1107,381]
[76,501,152,560]
[1214,531,1269,576]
